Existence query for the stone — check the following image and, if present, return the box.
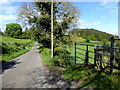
[57,80,65,86]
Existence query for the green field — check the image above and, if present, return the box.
[0,36,33,62]
[0,36,31,44]
[68,42,103,64]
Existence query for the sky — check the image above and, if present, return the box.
[0,0,119,35]
[74,2,118,35]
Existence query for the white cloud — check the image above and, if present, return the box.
[0,6,18,15]
[78,19,101,30]
[0,1,19,31]
[0,0,11,6]
[0,14,17,21]
[100,0,108,5]
[80,20,101,27]
[0,0,9,3]
[107,30,118,35]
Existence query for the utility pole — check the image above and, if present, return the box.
[51,0,54,58]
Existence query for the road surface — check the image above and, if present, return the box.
[1,42,48,88]
[1,42,72,88]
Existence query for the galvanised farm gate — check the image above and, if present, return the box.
[70,37,120,74]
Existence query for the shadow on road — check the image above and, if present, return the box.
[0,59,20,74]
[40,66,71,88]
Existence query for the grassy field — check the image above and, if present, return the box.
[0,36,31,44]
[68,42,103,64]
[0,36,34,62]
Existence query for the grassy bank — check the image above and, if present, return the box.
[40,48,52,65]
[0,36,34,62]
[62,64,120,89]
[0,36,31,44]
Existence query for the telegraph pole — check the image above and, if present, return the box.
[51,0,54,58]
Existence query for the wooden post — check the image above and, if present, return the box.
[94,45,97,66]
[94,45,100,68]
[99,53,103,70]
[110,37,114,74]
[85,45,89,66]
[74,42,76,65]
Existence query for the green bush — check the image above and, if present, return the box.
[54,46,70,56]
[86,36,91,43]
[40,46,71,67]
[54,46,71,67]
[1,43,10,54]
[42,48,51,56]
[38,44,44,53]
[51,56,60,65]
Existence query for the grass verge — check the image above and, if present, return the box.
[1,41,34,62]
[62,64,120,89]
[39,48,52,65]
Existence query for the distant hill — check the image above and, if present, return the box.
[69,28,117,41]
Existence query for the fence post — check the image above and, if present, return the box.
[94,45,97,66]
[99,52,103,70]
[74,42,76,65]
[110,37,114,75]
[85,45,89,66]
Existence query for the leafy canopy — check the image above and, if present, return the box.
[17,2,80,48]
[5,23,22,38]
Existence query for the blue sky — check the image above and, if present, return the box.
[0,1,118,35]
[74,2,118,35]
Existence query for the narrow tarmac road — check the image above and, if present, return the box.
[1,42,75,89]
[2,42,48,88]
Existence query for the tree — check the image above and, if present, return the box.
[81,33,86,39]
[4,23,22,38]
[17,2,79,48]
[90,34,96,41]
[102,39,108,45]
[97,36,103,41]
[86,36,91,43]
